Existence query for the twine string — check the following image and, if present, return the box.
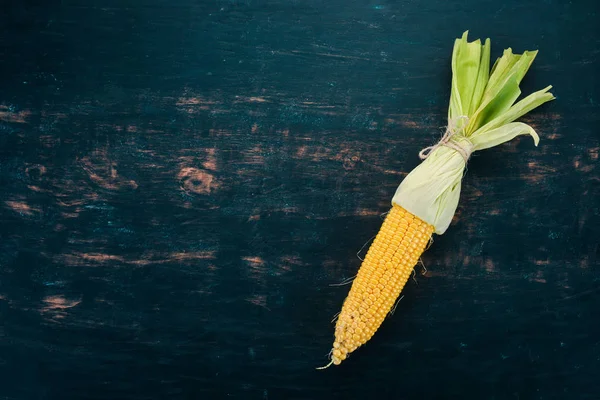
[419,116,472,162]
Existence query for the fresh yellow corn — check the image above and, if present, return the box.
[320,32,555,368]
[324,203,434,366]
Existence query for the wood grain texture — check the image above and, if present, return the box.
[0,0,599,399]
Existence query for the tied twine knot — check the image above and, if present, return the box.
[418,116,472,162]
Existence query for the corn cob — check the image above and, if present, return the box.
[324,203,434,366]
[319,31,554,368]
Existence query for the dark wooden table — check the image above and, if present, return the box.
[1,1,599,399]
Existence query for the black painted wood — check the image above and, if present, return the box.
[1,1,599,399]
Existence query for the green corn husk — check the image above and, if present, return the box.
[392,31,555,234]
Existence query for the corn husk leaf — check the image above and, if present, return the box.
[466,49,539,133]
[470,122,540,151]
[392,31,555,234]
[468,38,491,116]
[476,85,555,133]
[449,32,482,119]
[392,141,467,234]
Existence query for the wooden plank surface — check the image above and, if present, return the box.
[0,1,599,399]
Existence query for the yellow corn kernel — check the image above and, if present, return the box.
[326,203,434,367]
